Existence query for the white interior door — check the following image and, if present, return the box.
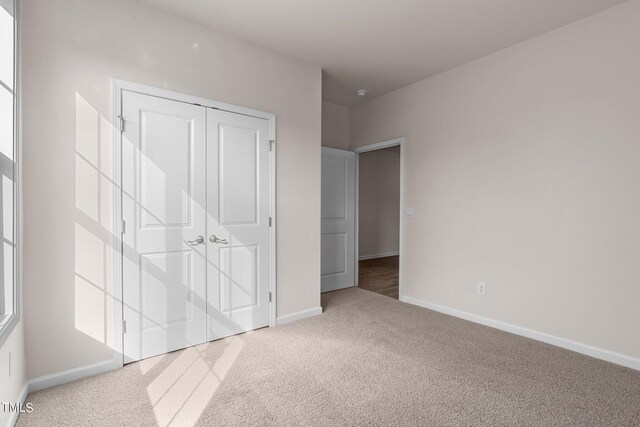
[206,109,272,340]
[122,91,208,363]
[321,147,356,292]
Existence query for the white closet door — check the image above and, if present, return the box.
[321,147,356,292]
[206,109,271,340]
[122,91,207,363]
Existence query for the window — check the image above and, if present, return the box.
[0,0,17,344]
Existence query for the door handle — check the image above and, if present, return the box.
[209,235,229,245]
[188,235,205,245]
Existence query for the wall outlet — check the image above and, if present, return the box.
[477,282,486,296]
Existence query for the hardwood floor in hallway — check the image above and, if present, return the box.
[358,255,399,299]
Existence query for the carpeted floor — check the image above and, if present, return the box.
[17,288,640,426]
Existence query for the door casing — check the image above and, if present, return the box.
[111,80,277,368]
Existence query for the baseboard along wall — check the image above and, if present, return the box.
[358,251,399,261]
[400,294,640,372]
[276,306,323,326]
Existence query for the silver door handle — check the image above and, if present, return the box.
[209,235,228,245]
[188,235,205,245]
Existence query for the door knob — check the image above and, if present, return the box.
[209,235,229,245]
[188,235,205,245]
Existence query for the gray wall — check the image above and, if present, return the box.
[358,147,400,259]
[350,0,640,361]
[321,100,349,150]
[22,0,322,380]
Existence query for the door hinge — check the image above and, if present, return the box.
[269,139,275,151]
[123,320,127,334]
[118,116,125,132]
[269,292,272,302]
[122,220,126,235]
[269,217,272,227]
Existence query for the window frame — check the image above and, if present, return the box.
[0,0,20,346]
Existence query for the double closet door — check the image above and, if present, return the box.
[121,91,271,363]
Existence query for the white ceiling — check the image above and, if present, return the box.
[140,0,628,106]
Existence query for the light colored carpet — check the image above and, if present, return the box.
[17,288,640,426]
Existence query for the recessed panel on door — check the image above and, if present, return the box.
[140,251,194,330]
[219,245,258,312]
[321,233,347,276]
[220,125,258,225]
[139,112,194,228]
[322,156,348,220]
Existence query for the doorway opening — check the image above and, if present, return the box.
[355,138,404,300]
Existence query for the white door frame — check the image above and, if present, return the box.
[111,80,277,367]
[353,137,405,299]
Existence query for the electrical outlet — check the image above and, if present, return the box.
[477,282,486,296]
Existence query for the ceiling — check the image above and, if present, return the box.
[140,0,628,107]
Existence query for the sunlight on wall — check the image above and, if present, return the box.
[74,275,105,343]
[75,154,99,221]
[74,224,106,343]
[74,92,116,349]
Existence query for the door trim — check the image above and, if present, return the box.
[353,137,405,300]
[112,79,277,366]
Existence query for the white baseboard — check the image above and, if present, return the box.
[28,359,118,393]
[276,306,323,326]
[5,382,29,427]
[358,251,399,261]
[400,295,640,372]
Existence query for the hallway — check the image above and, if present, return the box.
[358,256,399,299]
